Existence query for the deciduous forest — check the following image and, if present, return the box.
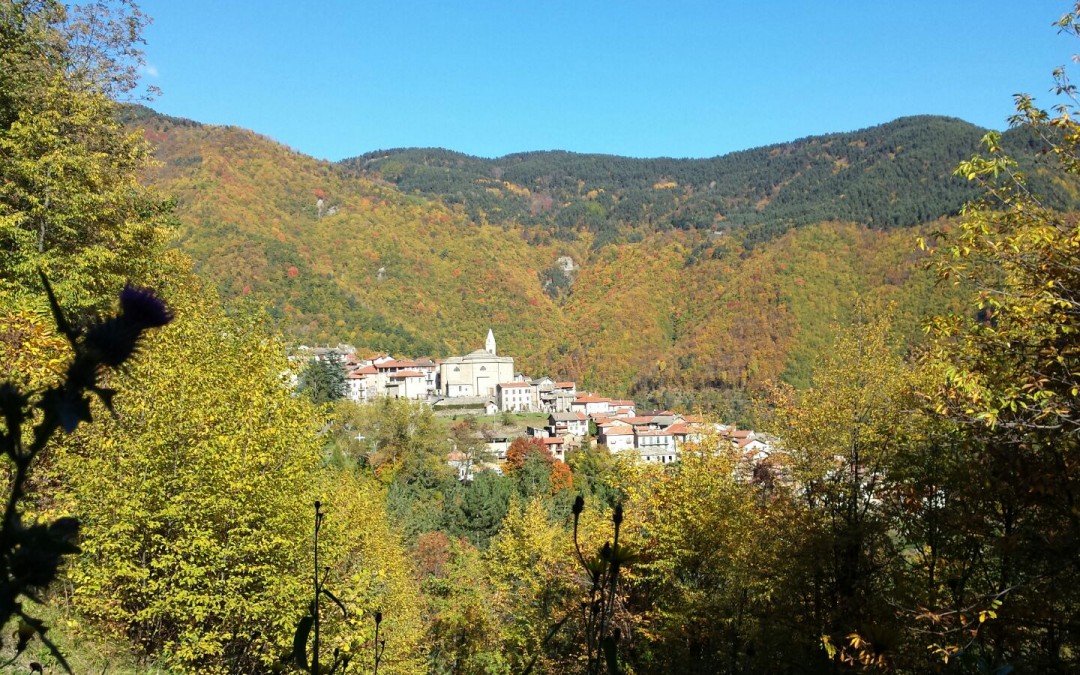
[6,1,1080,673]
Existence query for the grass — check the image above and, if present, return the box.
[1,598,174,675]
[434,411,550,436]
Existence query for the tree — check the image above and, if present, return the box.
[504,436,549,473]
[914,21,1080,664]
[1,0,168,318]
[568,446,622,509]
[314,470,428,675]
[767,315,926,670]
[443,471,512,548]
[483,497,580,673]
[53,277,323,673]
[0,277,171,670]
[352,396,448,481]
[448,415,494,482]
[298,352,346,404]
[424,537,510,674]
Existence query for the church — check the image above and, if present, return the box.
[438,329,515,397]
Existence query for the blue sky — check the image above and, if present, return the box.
[136,1,1076,161]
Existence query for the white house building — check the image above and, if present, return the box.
[345,365,379,402]
[571,394,613,416]
[497,382,533,412]
[548,412,588,438]
[386,370,428,400]
[636,428,677,463]
[599,425,635,453]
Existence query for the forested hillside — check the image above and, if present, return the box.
[10,2,1080,673]
[342,117,1076,246]
[123,106,1031,411]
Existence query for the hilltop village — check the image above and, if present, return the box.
[299,330,774,478]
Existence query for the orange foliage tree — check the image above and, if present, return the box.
[504,436,549,472]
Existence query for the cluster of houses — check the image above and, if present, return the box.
[447,404,772,480]
[298,330,774,479]
[523,405,768,464]
[304,330,581,414]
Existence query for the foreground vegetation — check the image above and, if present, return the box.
[6,1,1080,673]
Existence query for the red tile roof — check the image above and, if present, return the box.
[636,429,672,437]
[389,370,425,379]
[499,382,531,388]
[377,359,418,369]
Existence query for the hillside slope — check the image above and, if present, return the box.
[128,107,1015,411]
[342,116,1073,247]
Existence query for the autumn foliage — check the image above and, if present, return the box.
[504,436,550,472]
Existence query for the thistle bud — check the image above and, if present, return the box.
[119,284,172,329]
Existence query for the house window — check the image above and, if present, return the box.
[480,366,486,371]
[453,366,460,372]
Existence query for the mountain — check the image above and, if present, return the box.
[341,116,1073,248]
[124,106,1063,415]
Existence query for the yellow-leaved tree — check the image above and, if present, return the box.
[52,273,322,673]
[313,469,428,674]
[624,442,797,673]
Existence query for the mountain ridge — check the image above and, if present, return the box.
[125,106,1060,414]
[338,114,1070,249]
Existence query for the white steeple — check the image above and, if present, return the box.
[485,328,496,355]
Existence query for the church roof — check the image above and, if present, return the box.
[442,350,514,364]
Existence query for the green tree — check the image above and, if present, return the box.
[443,471,512,548]
[298,352,346,404]
[483,497,579,673]
[424,536,510,674]
[448,415,494,481]
[568,446,622,509]
[915,20,1080,664]
[0,0,168,318]
[353,397,448,480]
[53,277,323,673]
[768,316,925,670]
[315,471,428,675]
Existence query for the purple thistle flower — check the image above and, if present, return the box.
[85,285,172,368]
[120,284,172,329]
